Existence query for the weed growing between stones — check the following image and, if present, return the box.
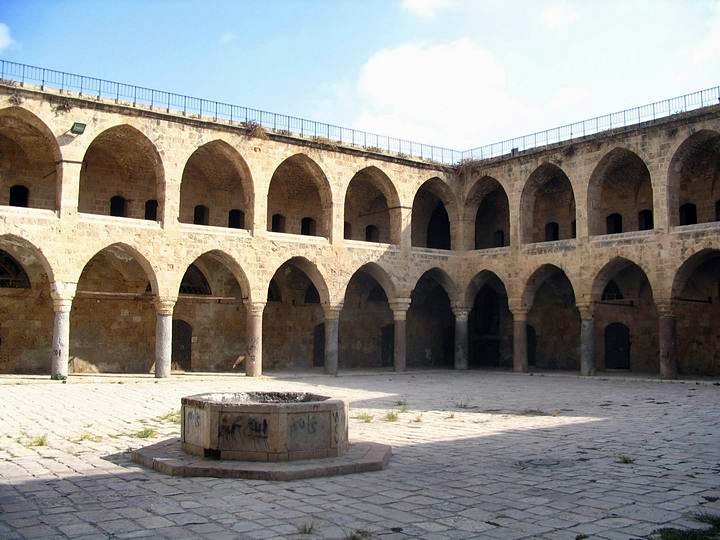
[76,432,102,443]
[352,412,374,423]
[297,522,315,534]
[157,410,181,424]
[617,454,636,464]
[130,427,158,439]
[383,411,399,422]
[647,512,720,539]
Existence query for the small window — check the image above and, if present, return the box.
[271,213,286,233]
[304,283,320,304]
[679,203,697,226]
[9,185,29,208]
[606,213,623,234]
[493,230,505,247]
[193,205,209,225]
[144,199,158,221]
[268,279,282,302]
[110,195,127,217]
[544,222,559,241]
[638,209,653,230]
[180,264,211,295]
[344,222,352,239]
[228,209,244,229]
[0,250,30,288]
[365,225,379,242]
[301,217,316,236]
[602,280,624,301]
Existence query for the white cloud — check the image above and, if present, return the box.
[401,0,457,19]
[541,3,578,29]
[219,31,237,45]
[0,23,14,53]
[351,38,532,148]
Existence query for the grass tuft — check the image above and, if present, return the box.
[383,411,399,422]
[130,427,158,439]
[352,412,374,423]
[616,454,635,464]
[76,432,102,443]
[297,522,315,535]
[29,434,48,447]
[157,410,181,424]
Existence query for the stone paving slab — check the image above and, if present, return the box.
[1,370,720,539]
[132,439,392,480]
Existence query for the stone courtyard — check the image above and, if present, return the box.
[1,371,719,539]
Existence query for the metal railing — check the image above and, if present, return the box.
[1,59,719,166]
[0,59,461,165]
[461,86,720,162]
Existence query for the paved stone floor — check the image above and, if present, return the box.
[1,370,720,539]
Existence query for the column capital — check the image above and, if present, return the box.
[154,297,177,316]
[247,301,266,318]
[323,304,343,320]
[655,299,676,318]
[510,308,529,321]
[50,281,76,312]
[452,305,471,321]
[390,298,411,320]
[576,302,595,320]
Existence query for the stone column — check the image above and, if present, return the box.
[390,299,411,372]
[323,305,342,375]
[49,282,76,379]
[398,207,413,255]
[154,298,176,378]
[578,303,596,376]
[512,309,528,373]
[657,301,678,380]
[246,302,265,377]
[453,307,470,370]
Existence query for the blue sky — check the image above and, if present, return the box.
[1,0,719,148]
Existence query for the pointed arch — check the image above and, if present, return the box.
[667,130,720,227]
[270,256,330,305]
[343,166,401,244]
[180,139,254,229]
[411,177,458,249]
[521,264,576,310]
[0,234,56,284]
[465,269,509,308]
[520,163,576,244]
[79,124,165,219]
[0,106,61,210]
[76,242,159,295]
[588,148,653,236]
[591,257,655,301]
[267,153,332,237]
[672,248,720,299]
[464,175,510,249]
[344,262,398,304]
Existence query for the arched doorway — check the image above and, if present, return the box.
[411,178,455,250]
[465,176,510,250]
[71,244,156,373]
[407,269,454,368]
[604,323,630,370]
[466,271,511,368]
[263,258,329,370]
[172,319,192,371]
[339,264,395,369]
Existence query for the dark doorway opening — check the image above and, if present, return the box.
[172,319,192,371]
[313,323,325,367]
[527,324,537,367]
[381,324,394,367]
[604,322,630,370]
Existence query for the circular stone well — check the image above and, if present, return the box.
[181,392,348,462]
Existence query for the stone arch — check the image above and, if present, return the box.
[71,242,159,373]
[343,166,401,244]
[465,270,512,369]
[667,130,720,227]
[180,140,254,229]
[522,264,580,370]
[591,257,658,372]
[79,124,164,220]
[464,176,510,250]
[407,267,456,368]
[588,148,654,235]
[266,153,332,238]
[173,250,250,372]
[339,263,396,369]
[262,256,331,370]
[175,249,252,304]
[0,106,62,211]
[520,163,576,244]
[411,177,458,250]
[0,234,55,374]
[671,249,720,375]
[74,242,159,295]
